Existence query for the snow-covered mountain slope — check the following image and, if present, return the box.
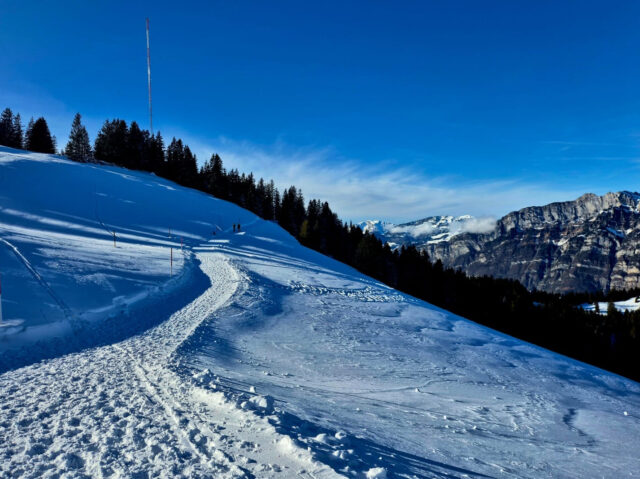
[358,215,495,250]
[1,147,639,478]
[0,146,286,366]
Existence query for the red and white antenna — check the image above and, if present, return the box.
[146,18,153,134]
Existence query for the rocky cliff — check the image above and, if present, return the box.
[423,191,640,293]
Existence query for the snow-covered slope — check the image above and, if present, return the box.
[358,215,496,250]
[582,296,640,314]
[0,146,287,367]
[1,147,639,478]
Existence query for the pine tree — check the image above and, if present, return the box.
[94,119,128,165]
[182,145,199,188]
[11,113,23,149]
[148,132,165,175]
[200,153,226,197]
[166,137,184,183]
[25,117,56,153]
[65,113,92,162]
[0,108,13,146]
[126,121,147,170]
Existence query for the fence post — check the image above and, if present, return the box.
[0,274,3,324]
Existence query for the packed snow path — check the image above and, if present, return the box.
[0,246,340,479]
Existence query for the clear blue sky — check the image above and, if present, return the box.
[2,1,640,222]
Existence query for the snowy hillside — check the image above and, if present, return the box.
[358,215,496,250]
[1,147,639,478]
[582,296,640,314]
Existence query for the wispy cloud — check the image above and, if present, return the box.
[389,223,437,237]
[183,135,587,223]
[455,217,497,234]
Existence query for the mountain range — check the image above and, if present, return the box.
[357,215,496,249]
[362,191,640,293]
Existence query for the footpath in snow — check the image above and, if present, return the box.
[1,148,639,478]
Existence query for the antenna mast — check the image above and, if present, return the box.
[146,18,153,134]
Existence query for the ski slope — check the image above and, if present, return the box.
[0,147,639,478]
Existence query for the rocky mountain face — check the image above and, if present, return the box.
[423,191,640,293]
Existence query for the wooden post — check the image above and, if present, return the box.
[170,247,173,276]
[113,232,116,247]
[0,273,3,324]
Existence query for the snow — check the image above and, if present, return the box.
[1,147,639,478]
[358,215,496,249]
[365,467,387,479]
[582,296,640,314]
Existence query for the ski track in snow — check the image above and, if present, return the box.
[0,246,340,479]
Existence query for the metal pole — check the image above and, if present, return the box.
[146,18,153,134]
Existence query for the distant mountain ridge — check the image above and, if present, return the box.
[357,215,495,250]
[372,191,640,293]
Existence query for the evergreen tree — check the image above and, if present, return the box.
[94,119,128,165]
[10,113,23,149]
[265,180,276,220]
[182,145,199,188]
[166,137,184,183]
[65,113,92,162]
[148,132,165,175]
[200,153,226,198]
[126,121,146,170]
[0,108,13,146]
[25,117,56,153]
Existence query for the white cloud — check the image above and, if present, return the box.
[451,217,497,235]
[181,135,587,224]
[388,223,436,237]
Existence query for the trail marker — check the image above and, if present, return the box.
[0,274,3,324]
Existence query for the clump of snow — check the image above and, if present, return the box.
[366,467,388,478]
[192,368,215,384]
[246,395,274,414]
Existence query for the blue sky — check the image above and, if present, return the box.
[2,1,640,222]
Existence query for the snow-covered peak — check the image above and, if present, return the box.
[358,214,496,248]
